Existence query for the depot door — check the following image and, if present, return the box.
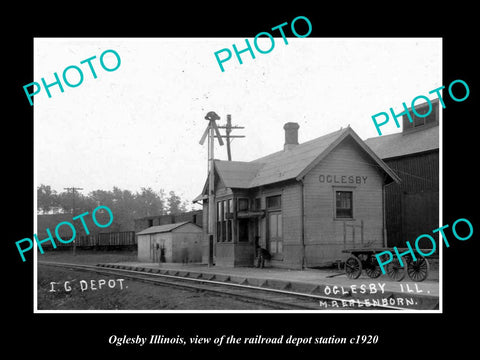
[267,211,283,258]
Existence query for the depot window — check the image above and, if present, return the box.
[216,201,223,242]
[226,199,233,242]
[238,198,249,211]
[335,191,353,219]
[217,199,233,242]
[266,195,281,210]
[237,198,249,242]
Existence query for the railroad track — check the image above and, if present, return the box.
[38,261,405,311]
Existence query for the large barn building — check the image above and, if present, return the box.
[194,123,401,269]
[365,99,440,248]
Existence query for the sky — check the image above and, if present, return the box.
[34,37,442,209]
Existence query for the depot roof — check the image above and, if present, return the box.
[194,126,400,202]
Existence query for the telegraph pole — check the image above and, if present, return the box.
[199,111,224,267]
[199,112,245,266]
[208,123,215,266]
[64,187,83,256]
[217,114,245,161]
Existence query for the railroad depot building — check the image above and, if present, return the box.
[194,123,401,269]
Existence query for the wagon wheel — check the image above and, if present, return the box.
[386,258,406,281]
[364,254,382,279]
[345,256,362,279]
[407,256,430,282]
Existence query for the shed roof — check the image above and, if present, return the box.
[136,221,199,235]
[194,126,400,201]
[364,124,439,160]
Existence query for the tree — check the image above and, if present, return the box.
[37,184,191,231]
[57,189,96,215]
[110,187,137,231]
[167,190,188,214]
[37,184,58,214]
[134,187,166,218]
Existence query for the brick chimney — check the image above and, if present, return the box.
[284,122,299,150]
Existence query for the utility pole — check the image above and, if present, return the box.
[199,112,223,267]
[217,114,245,161]
[199,112,245,266]
[64,187,83,256]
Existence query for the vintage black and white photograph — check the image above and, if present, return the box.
[32,37,442,313]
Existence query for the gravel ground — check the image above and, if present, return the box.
[37,261,271,311]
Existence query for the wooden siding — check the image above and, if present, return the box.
[302,136,385,266]
[137,233,172,262]
[138,227,202,264]
[385,151,439,192]
[171,232,203,263]
[384,151,439,247]
[215,243,235,266]
[234,242,254,266]
[279,182,303,268]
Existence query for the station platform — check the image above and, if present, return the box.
[97,262,440,310]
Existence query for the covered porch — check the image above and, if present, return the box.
[211,194,265,267]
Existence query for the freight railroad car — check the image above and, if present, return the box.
[46,231,136,250]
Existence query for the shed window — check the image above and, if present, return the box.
[336,191,353,218]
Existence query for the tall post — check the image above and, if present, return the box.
[199,111,224,267]
[226,114,232,161]
[208,124,215,267]
[217,114,244,161]
[64,187,83,256]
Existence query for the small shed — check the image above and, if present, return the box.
[137,221,203,263]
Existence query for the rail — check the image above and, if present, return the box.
[38,261,408,311]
